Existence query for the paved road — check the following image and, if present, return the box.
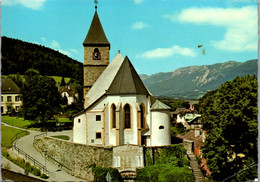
[2,123,84,181]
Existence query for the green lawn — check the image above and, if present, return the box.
[57,117,72,122]
[2,116,72,129]
[51,135,70,141]
[1,116,31,128]
[1,125,29,148]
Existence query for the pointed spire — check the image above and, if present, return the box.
[83,1,110,48]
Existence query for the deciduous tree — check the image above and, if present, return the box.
[21,69,62,130]
[199,75,257,181]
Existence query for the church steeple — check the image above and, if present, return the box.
[83,8,110,48]
[83,2,110,100]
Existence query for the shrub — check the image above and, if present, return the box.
[137,164,194,182]
[91,166,121,182]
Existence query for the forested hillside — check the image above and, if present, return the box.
[1,36,83,83]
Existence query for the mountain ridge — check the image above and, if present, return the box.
[140,59,257,99]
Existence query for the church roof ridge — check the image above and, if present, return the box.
[83,11,110,47]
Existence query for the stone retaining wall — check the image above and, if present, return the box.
[33,137,113,180]
[34,137,178,180]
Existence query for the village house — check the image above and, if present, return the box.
[1,78,22,114]
[73,6,171,147]
[58,85,78,105]
[173,105,202,129]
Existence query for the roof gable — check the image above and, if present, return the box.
[83,12,110,47]
[1,78,20,93]
[151,100,171,110]
[84,53,124,109]
[106,56,149,95]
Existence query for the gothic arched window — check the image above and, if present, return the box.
[140,104,145,129]
[124,104,131,129]
[93,48,101,60]
[111,104,116,129]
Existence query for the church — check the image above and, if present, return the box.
[73,4,171,147]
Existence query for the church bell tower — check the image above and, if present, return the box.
[83,2,110,98]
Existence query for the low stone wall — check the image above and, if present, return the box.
[33,137,113,180]
[33,137,186,180]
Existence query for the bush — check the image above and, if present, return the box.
[91,165,121,182]
[137,164,194,182]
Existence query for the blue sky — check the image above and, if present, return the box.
[1,0,258,75]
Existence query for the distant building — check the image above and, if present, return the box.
[174,106,202,129]
[73,7,171,147]
[1,78,22,114]
[58,86,78,105]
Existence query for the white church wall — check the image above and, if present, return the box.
[151,110,171,146]
[73,113,87,144]
[136,95,151,128]
[121,95,138,145]
[107,96,121,146]
[104,104,110,146]
[87,111,103,145]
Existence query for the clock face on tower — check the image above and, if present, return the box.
[93,48,101,60]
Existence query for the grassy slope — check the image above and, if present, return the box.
[1,116,31,128]
[1,125,29,148]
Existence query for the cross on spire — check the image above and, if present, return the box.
[94,0,98,11]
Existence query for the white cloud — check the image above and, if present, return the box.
[51,40,60,49]
[70,49,80,54]
[165,6,257,52]
[2,0,46,10]
[131,22,148,30]
[134,0,144,4]
[138,45,197,59]
[58,50,71,57]
[41,37,46,42]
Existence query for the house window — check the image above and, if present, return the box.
[111,104,116,128]
[7,96,11,102]
[7,106,11,112]
[15,106,20,112]
[124,104,131,129]
[93,48,101,60]
[1,107,3,113]
[15,96,19,102]
[1,96,3,102]
[96,115,101,121]
[96,132,102,139]
[91,139,94,143]
[159,125,164,130]
[140,104,145,128]
[78,119,81,123]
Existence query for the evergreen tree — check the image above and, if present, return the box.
[60,76,66,86]
[199,75,257,181]
[21,69,62,130]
